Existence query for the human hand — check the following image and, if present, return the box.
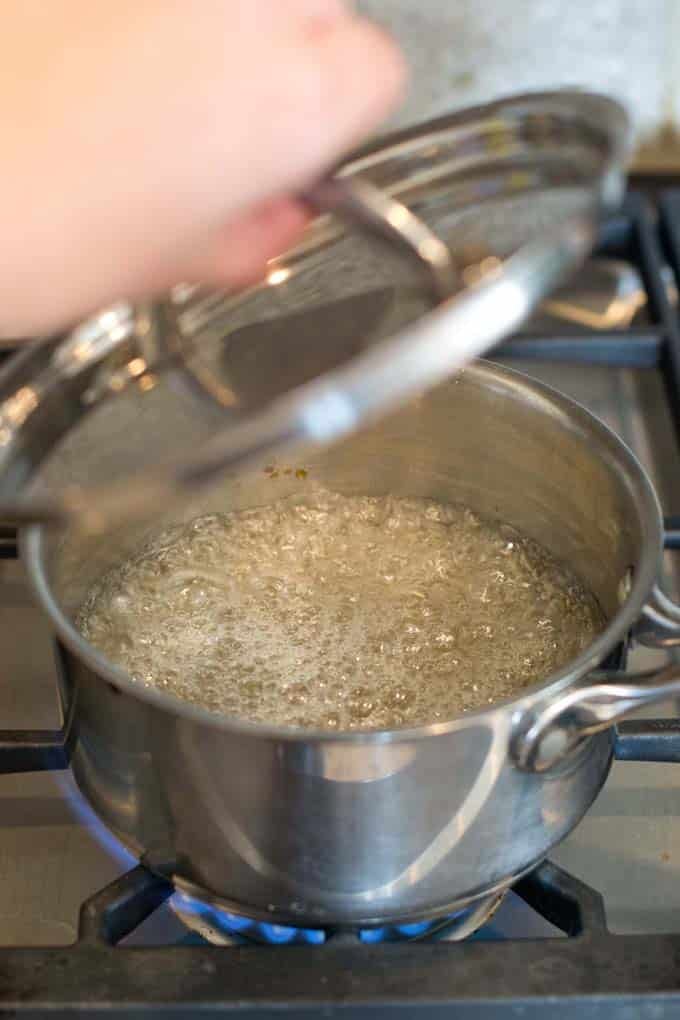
[0,1,405,335]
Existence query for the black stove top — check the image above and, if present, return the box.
[2,187,680,1016]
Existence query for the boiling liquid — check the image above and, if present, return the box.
[78,489,604,729]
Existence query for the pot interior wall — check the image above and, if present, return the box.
[36,362,651,632]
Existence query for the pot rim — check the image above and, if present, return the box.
[21,360,663,745]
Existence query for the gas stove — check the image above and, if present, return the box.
[2,188,680,1015]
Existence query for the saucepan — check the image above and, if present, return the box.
[20,360,680,927]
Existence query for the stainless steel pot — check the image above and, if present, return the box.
[21,360,680,927]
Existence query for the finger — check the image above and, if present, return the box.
[186,197,310,290]
[270,0,350,23]
[226,14,406,204]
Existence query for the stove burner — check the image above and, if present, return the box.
[171,888,507,945]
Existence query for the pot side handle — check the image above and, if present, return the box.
[510,663,680,773]
[633,584,680,648]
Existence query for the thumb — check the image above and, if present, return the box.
[199,14,406,289]
[226,13,407,204]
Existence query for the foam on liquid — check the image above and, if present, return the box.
[78,489,604,729]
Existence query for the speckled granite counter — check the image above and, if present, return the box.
[360,0,680,169]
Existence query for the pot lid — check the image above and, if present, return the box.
[0,90,630,532]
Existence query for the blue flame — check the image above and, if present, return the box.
[259,924,298,944]
[220,912,252,933]
[359,926,388,943]
[394,920,433,937]
[359,907,471,943]
[176,893,326,945]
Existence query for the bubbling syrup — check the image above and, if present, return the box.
[78,489,604,729]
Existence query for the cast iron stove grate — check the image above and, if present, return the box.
[1,190,680,1016]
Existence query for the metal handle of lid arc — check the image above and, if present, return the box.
[511,590,680,773]
[303,177,458,300]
